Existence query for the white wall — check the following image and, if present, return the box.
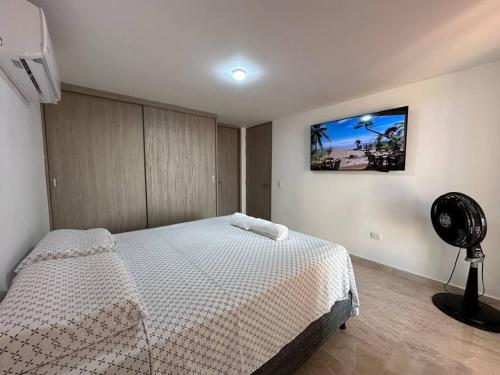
[272,61,500,299]
[0,76,50,292]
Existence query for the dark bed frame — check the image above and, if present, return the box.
[252,293,352,374]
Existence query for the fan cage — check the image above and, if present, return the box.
[431,192,486,248]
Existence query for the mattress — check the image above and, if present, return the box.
[115,216,359,374]
[1,216,359,374]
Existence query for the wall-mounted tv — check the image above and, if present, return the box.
[310,106,408,172]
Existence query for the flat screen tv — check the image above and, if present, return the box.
[310,106,408,172]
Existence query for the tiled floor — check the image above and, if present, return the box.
[295,256,500,375]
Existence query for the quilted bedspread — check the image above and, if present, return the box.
[0,216,359,374]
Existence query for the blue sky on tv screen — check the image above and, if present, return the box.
[318,114,406,149]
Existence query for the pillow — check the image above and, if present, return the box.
[0,252,144,374]
[15,228,115,272]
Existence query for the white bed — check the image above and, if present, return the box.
[0,216,359,374]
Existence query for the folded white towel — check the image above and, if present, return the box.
[250,218,289,241]
[230,212,252,231]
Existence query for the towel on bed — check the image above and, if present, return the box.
[230,212,252,230]
[250,218,289,241]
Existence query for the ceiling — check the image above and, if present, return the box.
[33,0,500,126]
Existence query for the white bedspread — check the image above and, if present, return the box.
[115,216,359,374]
[0,252,145,374]
[1,216,359,374]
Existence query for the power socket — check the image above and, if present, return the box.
[370,232,382,240]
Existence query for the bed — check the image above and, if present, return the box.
[0,216,359,374]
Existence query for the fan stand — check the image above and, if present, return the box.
[432,247,500,332]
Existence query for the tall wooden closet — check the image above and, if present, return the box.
[144,107,216,227]
[43,85,217,232]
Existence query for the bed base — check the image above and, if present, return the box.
[252,294,352,375]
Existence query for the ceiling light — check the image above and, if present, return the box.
[232,68,247,81]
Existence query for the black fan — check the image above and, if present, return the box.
[431,192,500,332]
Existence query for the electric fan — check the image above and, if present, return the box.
[431,192,500,332]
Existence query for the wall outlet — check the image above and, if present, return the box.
[370,232,382,240]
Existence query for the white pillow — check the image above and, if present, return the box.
[15,228,115,273]
[0,252,144,374]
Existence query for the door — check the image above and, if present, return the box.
[44,91,147,233]
[246,122,272,220]
[217,126,240,215]
[144,107,217,227]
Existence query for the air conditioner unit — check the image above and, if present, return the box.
[0,0,61,103]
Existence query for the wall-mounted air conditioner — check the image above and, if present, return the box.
[0,0,61,103]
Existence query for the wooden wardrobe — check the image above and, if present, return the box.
[144,107,216,227]
[43,85,217,233]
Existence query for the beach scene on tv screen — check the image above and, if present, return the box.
[310,109,407,171]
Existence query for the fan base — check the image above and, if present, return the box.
[432,293,500,332]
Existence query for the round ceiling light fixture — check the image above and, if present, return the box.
[231,68,247,81]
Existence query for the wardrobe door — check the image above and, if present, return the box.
[44,91,147,233]
[246,122,272,220]
[144,107,216,227]
[217,126,240,215]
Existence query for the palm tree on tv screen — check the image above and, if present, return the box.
[355,116,404,152]
[354,115,382,136]
[384,123,404,151]
[311,124,331,153]
[375,134,384,151]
